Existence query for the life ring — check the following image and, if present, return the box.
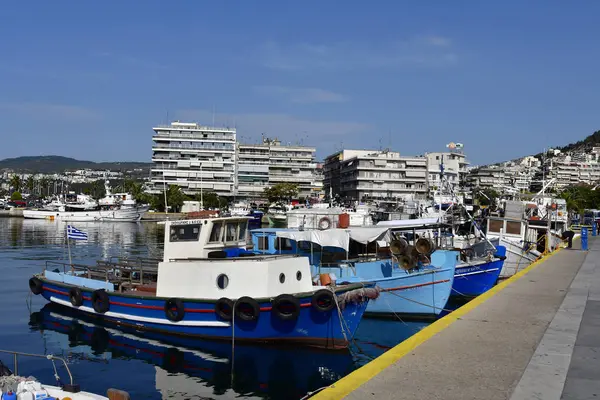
[215,297,234,321]
[318,217,332,230]
[164,298,185,322]
[69,287,84,307]
[29,277,43,295]
[235,296,260,322]
[91,290,110,313]
[271,294,301,321]
[311,289,335,312]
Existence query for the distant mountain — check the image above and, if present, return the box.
[0,156,152,173]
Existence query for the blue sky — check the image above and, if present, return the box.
[1,1,599,165]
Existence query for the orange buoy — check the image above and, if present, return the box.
[319,273,332,286]
[338,213,350,229]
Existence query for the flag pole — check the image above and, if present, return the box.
[66,225,73,268]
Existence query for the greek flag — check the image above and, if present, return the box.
[67,225,88,240]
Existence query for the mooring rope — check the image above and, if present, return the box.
[384,289,455,314]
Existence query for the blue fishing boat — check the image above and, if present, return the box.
[28,217,377,350]
[251,222,459,319]
[452,243,507,297]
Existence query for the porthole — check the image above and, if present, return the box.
[279,273,286,284]
[296,271,302,281]
[217,274,229,289]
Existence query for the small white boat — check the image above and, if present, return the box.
[23,181,149,222]
[0,349,126,400]
[229,202,250,217]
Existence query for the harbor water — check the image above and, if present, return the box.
[0,218,431,399]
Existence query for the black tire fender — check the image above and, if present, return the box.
[69,287,84,307]
[215,297,234,321]
[164,298,186,322]
[29,277,43,295]
[91,290,110,314]
[311,289,335,312]
[235,296,260,322]
[271,294,301,321]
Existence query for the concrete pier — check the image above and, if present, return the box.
[314,238,599,400]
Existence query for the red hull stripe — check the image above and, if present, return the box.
[42,285,312,313]
[380,279,450,293]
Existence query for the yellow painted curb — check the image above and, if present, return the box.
[312,247,563,400]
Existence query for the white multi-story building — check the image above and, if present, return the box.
[325,149,428,202]
[426,151,469,192]
[467,167,506,191]
[150,122,237,196]
[237,138,322,199]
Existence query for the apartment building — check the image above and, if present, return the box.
[150,122,237,196]
[325,149,428,202]
[237,138,322,199]
[426,151,469,191]
[467,167,506,191]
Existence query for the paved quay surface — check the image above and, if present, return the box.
[314,239,597,400]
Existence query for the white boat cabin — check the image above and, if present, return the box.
[157,217,317,299]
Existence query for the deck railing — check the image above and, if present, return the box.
[0,349,73,385]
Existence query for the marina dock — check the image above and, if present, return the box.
[314,238,599,400]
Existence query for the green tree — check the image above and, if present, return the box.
[263,183,299,203]
[196,192,224,209]
[10,191,22,201]
[475,188,499,207]
[39,177,50,196]
[25,175,36,194]
[9,175,22,193]
[166,185,186,212]
[90,180,106,199]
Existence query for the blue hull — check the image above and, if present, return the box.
[37,278,368,349]
[314,250,459,319]
[452,246,507,297]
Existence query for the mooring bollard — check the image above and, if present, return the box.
[582,227,589,251]
[593,222,598,237]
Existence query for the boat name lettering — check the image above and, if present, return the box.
[172,220,203,225]
[457,266,482,274]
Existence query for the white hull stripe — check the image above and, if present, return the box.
[455,268,500,278]
[50,297,230,328]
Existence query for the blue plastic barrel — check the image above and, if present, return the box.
[582,227,589,251]
[2,391,17,400]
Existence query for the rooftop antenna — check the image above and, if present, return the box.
[166,110,169,124]
[212,105,215,126]
[388,129,392,150]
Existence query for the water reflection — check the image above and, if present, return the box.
[30,303,355,399]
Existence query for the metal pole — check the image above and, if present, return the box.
[201,163,204,210]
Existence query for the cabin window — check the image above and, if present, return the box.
[275,238,293,251]
[488,220,503,233]
[209,223,223,242]
[506,221,521,235]
[279,273,286,283]
[225,223,237,242]
[257,236,268,250]
[296,271,302,281]
[238,221,248,240]
[169,224,201,242]
[298,241,322,252]
[217,274,229,289]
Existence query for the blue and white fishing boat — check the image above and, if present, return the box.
[28,217,377,350]
[251,221,459,319]
[452,242,507,297]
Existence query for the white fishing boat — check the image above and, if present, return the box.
[23,181,149,222]
[229,202,250,217]
[286,205,374,230]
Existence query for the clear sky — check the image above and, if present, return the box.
[1,1,599,165]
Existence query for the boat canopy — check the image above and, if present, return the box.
[273,227,391,251]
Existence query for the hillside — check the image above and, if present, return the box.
[0,156,152,173]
